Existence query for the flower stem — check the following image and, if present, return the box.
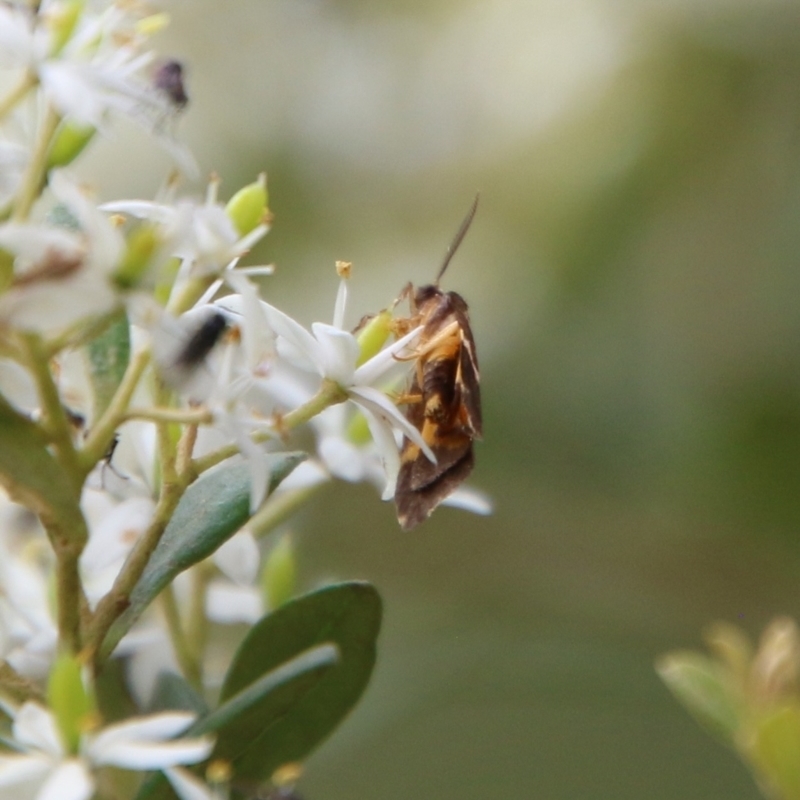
[160,584,201,689]
[80,349,150,473]
[21,333,82,494]
[12,103,60,221]
[192,378,348,476]
[0,70,36,123]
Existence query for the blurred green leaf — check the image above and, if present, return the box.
[86,311,130,418]
[656,651,742,744]
[101,453,305,657]
[751,705,800,800]
[217,581,382,782]
[0,393,84,534]
[134,644,339,800]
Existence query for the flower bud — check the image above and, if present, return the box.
[262,533,296,610]
[356,309,392,366]
[226,174,269,237]
[48,0,83,56]
[47,122,96,169]
[113,224,162,289]
[749,704,800,800]
[47,651,94,754]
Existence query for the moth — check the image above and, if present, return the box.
[394,196,482,531]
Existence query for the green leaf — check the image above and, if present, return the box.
[750,705,800,800]
[100,453,305,658]
[215,581,382,782]
[134,644,338,800]
[656,651,742,744]
[0,394,84,536]
[86,311,130,418]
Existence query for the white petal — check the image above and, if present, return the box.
[37,760,93,800]
[442,486,494,515]
[205,582,263,625]
[349,385,436,463]
[99,200,176,225]
[261,302,322,371]
[272,459,330,492]
[353,325,422,387]
[333,278,348,330]
[318,435,367,483]
[13,703,63,758]
[212,531,260,585]
[360,411,402,500]
[163,766,214,800]
[91,737,214,770]
[0,6,35,68]
[310,323,359,385]
[0,753,51,788]
[89,712,196,752]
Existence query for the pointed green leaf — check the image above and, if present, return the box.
[87,311,130,418]
[215,581,382,781]
[134,644,338,800]
[100,453,305,657]
[0,394,84,536]
[656,651,742,744]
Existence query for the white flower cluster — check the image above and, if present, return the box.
[0,3,489,798]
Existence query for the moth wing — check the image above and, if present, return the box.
[454,319,482,438]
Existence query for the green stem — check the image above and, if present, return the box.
[80,349,150,473]
[192,378,348,476]
[160,585,201,689]
[21,333,82,494]
[0,70,36,124]
[123,406,213,426]
[184,565,210,685]
[12,104,60,221]
[87,477,186,665]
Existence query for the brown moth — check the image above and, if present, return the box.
[394,196,482,531]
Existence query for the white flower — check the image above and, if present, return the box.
[0,171,122,334]
[0,701,214,800]
[102,178,271,286]
[0,522,57,681]
[260,299,433,499]
[0,2,195,172]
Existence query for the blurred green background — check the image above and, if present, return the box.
[86,1,800,797]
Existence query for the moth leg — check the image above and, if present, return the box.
[394,391,424,406]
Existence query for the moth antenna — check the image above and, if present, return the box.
[434,193,479,286]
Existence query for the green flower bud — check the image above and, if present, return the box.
[47,651,94,755]
[356,309,392,366]
[262,533,296,610]
[113,224,162,289]
[346,410,372,445]
[48,0,84,56]
[226,173,268,237]
[47,122,96,169]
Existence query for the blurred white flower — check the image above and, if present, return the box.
[0,701,214,800]
[0,170,121,334]
[0,1,195,171]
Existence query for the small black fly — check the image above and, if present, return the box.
[174,311,229,371]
